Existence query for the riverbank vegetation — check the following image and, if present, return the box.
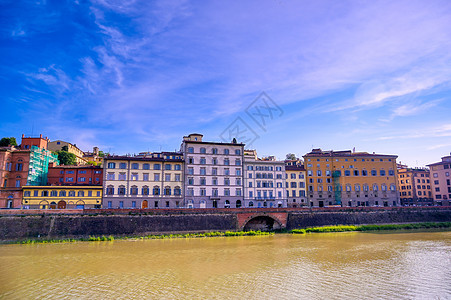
[290,222,451,234]
[10,222,451,244]
[15,230,272,244]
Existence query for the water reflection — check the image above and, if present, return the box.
[0,231,450,299]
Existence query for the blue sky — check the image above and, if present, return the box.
[1,0,451,167]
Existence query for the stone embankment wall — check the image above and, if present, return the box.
[0,207,450,241]
[286,208,451,229]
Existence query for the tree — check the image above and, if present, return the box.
[61,145,69,151]
[0,137,17,147]
[56,151,76,165]
[286,153,296,160]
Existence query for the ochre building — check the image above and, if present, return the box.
[22,186,102,209]
[303,149,399,207]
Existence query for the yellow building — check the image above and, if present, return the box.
[303,149,399,207]
[22,186,102,209]
[48,140,87,165]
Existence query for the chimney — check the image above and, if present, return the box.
[22,134,25,138]
[40,134,42,138]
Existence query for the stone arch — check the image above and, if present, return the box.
[242,214,283,231]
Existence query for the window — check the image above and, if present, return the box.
[118,186,126,195]
[108,201,112,208]
[200,177,206,185]
[344,170,350,176]
[79,177,86,182]
[59,190,67,197]
[143,173,149,181]
[200,168,206,175]
[143,163,150,170]
[119,201,124,208]
[235,149,241,155]
[317,170,322,176]
[154,174,160,181]
[235,159,241,166]
[142,186,149,195]
[15,180,20,187]
[389,170,395,176]
[15,163,23,171]
[200,158,206,165]
[224,168,230,176]
[236,188,242,196]
[130,186,138,195]
[165,174,171,181]
[380,170,386,176]
[132,163,139,169]
[188,147,194,153]
[119,173,126,180]
[236,169,241,176]
[175,164,181,170]
[174,187,181,195]
[153,186,160,195]
[175,174,181,181]
[69,191,76,197]
[371,170,377,176]
[165,164,171,170]
[164,187,171,195]
[224,189,230,196]
[154,164,161,170]
[212,148,218,154]
[224,158,230,165]
[212,158,217,165]
[132,201,136,208]
[200,188,206,196]
[224,149,229,155]
[200,147,206,154]
[107,162,116,169]
[119,163,127,169]
[107,173,115,180]
[188,177,194,185]
[362,170,368,176]
[24,191,31,197]
[236,178,241,185]
[224,178,230,185]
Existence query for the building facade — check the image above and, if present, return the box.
[103,153,184,209]
[0,135,58,208]
[397,167,432,206]
[427,154,451,206]
[48,140,87,165]
[304,149,399,207]
[243,150,287,208]
[181,133,244,208]
[22,186,102,209]
[285,164,307,208]
[47,163,103,186]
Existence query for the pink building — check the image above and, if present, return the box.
[427,154,451,206]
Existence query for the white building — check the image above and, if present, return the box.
[243,150,287,208]
[181,133,244,208]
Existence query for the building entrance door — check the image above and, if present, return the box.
[142,200,148,209]
[57,201,66,209]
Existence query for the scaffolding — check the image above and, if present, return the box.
[27,146,59,186]
[332,170,342,206]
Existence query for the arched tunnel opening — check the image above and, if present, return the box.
[243,216,282,232]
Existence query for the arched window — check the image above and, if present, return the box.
[153,186,160,195]
[249,201,254,207]
[373,184,378,192]
[236,200,242,208]
[200,147,206,154]
[355,184,360,192]
[381,184,387,191]
[346,184,351,192]
[224,200,230,208]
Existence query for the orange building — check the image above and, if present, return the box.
[303,149,399,207]
[397,167,432,206]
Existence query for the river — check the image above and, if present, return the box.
[0,231,450,299]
